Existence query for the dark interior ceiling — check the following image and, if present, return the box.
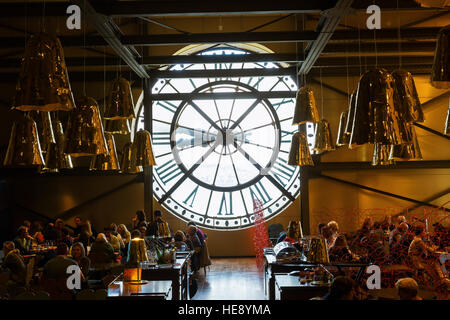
[0,0,448,83]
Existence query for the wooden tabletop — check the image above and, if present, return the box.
[108,277,172,298]
[275,274,332,289]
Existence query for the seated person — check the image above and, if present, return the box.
[395,278,422,300]
[41,243,80,299]
[60,228,73,248]
[1,241,26,289]
[408,225,444,280]
[88,233,116,269]
[147,210,172,238]
[328,235,360,262]
[186,226,202,272]
[104,227,121,252]
[13,226,32,255]
[187,221,206,244]
[70,242,90,279]
[173,230,190,251]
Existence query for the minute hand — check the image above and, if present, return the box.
[159,139,221,204]
[228,99,261,130]
[233,142,295,202]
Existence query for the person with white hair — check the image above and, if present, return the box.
[88,233,116,268]
[327,221,340,247]
[395,278,422,300]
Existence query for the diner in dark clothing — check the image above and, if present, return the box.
[1,241,26,288]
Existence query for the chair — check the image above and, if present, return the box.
[25,256,35,287]
[268,224,284,245]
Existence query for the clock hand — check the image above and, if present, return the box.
[228,98,262,131]
[159,139,221,204]
[189,100,224,134]
[233,142,295,202]
[241,117,292,135]
[242,139,289,154]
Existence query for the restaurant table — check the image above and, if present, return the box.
[275,274,331,300]
[140,251,192,300]
[264,248,370,300]
[107,275,172,300]
[368,288,437,300]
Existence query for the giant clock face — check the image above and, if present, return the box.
[137,47,301,230]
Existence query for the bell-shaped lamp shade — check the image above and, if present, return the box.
[292,87,320,125]
[90,132,120,171]
[372,143,395,166]
[52,120,73,169]
[336,110,350,146]
[134,129,156,167]
[313,119,335,153]
[288,132,314,166]
[13,33,76,112]
[350,69,411,148]
[42,142,60,173]
[431,25,450,89]
[104,77,136,120]
[29,111,56,154]
[445,99,450,136]
[306,237,330,264]
[3,116,45,167]
[64,97,108,157]
[126,237,149,267]
[392,70,424,123]
[389,125,423,161]
[104,119,131,135]
[120,142,142,173]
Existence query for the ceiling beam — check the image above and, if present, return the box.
[0,1,430,18]
[71,0,149,79]
[322,41,436,54]
[0,28,440,48]
[299,0,355,75]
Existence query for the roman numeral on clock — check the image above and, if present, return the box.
[249,181,272,205]
[155,159,183,185]
[218,192,233,216]
[271,158,296,188]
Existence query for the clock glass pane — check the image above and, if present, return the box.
[136,46,308,230]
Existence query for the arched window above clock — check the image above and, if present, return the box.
[132,43,312,230]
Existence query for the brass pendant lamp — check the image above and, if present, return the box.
[64,97,108,157]
[134,129,156,167]
[313,119,335,153]
[431,25,450,89]
[104,77,136,120]
[288,132,314,166]
[292,87,320,125]
[372,143,395,166]
[445,99,450,136]
[52,120,73,169]
[349,68,411,147]
[336,110,350,146]
[3,115,45,167]
[392,70,424,123]
[28,111,56,154]
[120,142,141,173]
[13,33,76,112]
[104,119,131,135]
[389,124,423,161]
[90,132,120,171]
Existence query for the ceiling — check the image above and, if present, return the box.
[0,0,448,83]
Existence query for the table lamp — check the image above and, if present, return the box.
[125,237,149,285]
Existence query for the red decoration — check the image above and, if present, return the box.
[252,198,271,271]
